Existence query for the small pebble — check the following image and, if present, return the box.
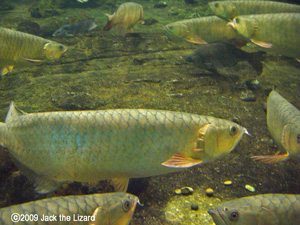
[181,187,194,195]
[174,189,181,195]
[191,203,199,210]
[205,188,214,197]
[245,184,255,192]
[224,180,233,186]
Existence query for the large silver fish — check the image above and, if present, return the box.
[0,192,139,225]
[208,194,300,225]
[0,102,248,193]
[103,2,144,36]
[164,16,246,46]
[0,27,67,75]
[252,90,300,163]
[228,13,300,60]
[209,0,300,21]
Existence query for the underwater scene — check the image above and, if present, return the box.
[0,0,300,224]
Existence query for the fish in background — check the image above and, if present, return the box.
[252,90,300,163]
[185,43,264,75]
[0,102,248,193]
[228,13,300,60]
[52,19,97,37]
[103,2,144,36]
[0,192,139,225]
[0,27,67,76]
[208,194,300,225]
[209,0,300,21]
[163,16,247,47]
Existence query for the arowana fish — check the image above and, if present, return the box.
[53,19,97,37]
[252,90,300,163]
[209,0,300,21]
[0,192,139,225]
[163,16,246,46]
[228,13,300,60]
[0,102,248,193]
[208,194,300,225]
[0,27,67,75]
[103,2,144,36]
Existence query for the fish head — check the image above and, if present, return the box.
[208,203,257,225]
[92,193,139,225]
[282,124,300,156]
[228,16,257,39]
[163,22,189,41]
[209,2,237,21]
[52,25,73,37]
[43,42,68,60]
[194,122,248,159]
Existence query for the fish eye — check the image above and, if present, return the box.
[235,18,240,24]
[229,210,239,221]
[122,200,131,212]
[297,134,300,144]
[59,45,64,51]
[214,3,219,7]
[230,126,237,135]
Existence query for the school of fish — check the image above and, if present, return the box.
[0,0,300,224]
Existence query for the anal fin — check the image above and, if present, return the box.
[251,153,289,163]
[162,153,203,168]
[251,39,272,48]
[111,177,129,192]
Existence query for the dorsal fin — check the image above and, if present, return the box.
[5,102,26,123]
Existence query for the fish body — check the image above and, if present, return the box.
[0,192,139,225]
[209,0,300,21]
[228,13,300,59]
[0,27,67,75]
[163,16,246,46]
[0,103,247,193]
[208,194,300,225]
[103,2,144,36]
[185,43,264,74]
[252,90,300,163]
[52,19,97,37]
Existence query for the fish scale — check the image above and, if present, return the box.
[0,102,247,193]
[0,193,139,225]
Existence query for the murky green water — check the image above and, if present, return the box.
[0,0,299,224]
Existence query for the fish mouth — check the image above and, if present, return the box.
[208,208,228,225]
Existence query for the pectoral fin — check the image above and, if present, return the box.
[185,34,207,44]
[251,153,289,163]
[282,124,292,149]
[89,207,109,225]
[250,39,272,48]
[162,153,203,168]
[23,57,44,63]
[111,177,129,192]
[1,65,14,75]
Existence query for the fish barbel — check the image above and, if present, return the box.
[209,0,300,21]
[0,102,248,193]
[0,192,139,225]
[0,27,67,75]
[208,194,300,225]
[163,16,246,46]
[252,90,300,163]
[103,2,144,36]
[228,13,300,60]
